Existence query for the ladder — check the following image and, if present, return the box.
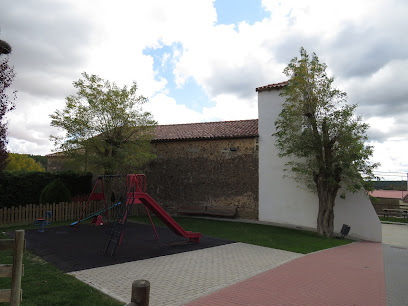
[104,189,137,256]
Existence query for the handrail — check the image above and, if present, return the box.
[126,174,146,193]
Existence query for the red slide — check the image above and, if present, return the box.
[136,192,201,243]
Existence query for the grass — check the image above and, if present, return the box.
[128,216,352,254]
[379,216,408,224]
[0,223,123,306]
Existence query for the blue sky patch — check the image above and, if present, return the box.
[214,0,270,26]
[143,43,209,112]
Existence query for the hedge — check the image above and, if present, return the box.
[0,171,92,208]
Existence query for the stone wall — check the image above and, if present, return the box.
[144,137,259,219]
[370,197,400,215]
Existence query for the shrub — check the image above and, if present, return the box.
[39,179,72,204]
[0,171,92,207]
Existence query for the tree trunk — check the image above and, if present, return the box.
[316,181,338,238]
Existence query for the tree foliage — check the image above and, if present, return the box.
[5,153,45,172]
[274,47,377,237]
[50,72,156,175]
[0,54,16,172]
[28,154,48,169]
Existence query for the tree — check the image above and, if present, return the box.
[5,153,45,172]
[50,72,156,175]
[28,154,48,169]
[0,45,16,173]
[273,47,377,238]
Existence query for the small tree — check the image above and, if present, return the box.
[50,72,156,175]
[5,153,45,172]
[0,46,16,172]
[274,47,377,237]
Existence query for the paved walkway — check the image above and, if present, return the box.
[188,242,385,306]
[382,223,408,248]
[70,243,302,305]
[382,223,408,305]
[383,244,408,306]
[68,223,408,305]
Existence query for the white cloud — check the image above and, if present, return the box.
[202,94,258,122]
[0,0,407,175]
[145,94,204,125]
[370,140,408,175]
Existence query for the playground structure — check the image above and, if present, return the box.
[34,211,52,232]
[74,174,201,255]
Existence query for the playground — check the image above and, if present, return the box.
[20,174,234,273]
[24,222,234,273]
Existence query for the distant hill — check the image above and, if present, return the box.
[373,180,407,191]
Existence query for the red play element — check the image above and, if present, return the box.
[74,177,109,231]
[95,215,104,226]
[128,174,201,243]
[137,192,201,242]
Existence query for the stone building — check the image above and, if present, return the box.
[47,119,259,219]
[46,81,382,241]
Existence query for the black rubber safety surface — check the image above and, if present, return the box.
[23,222,234,273]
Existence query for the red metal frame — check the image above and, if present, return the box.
[74,177,109,231]
[119,174,159,245]
[75,174,200,248]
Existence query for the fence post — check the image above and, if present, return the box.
[10,230,24,305]
[126,280,150,306]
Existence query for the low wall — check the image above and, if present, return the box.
[370,198,400,215]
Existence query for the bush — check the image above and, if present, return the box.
[40,179,72,204]
[0,171,92,207]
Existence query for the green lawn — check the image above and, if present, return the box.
[379,216,408,224]
[128,216,352,254]
[0,223,122,306]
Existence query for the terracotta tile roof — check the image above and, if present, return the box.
[369,190,408,199]
[153,119,258,141]
[256,81,288,92]
[46,119,259,156]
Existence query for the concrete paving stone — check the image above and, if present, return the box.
[382,223,408,248]
[383,244,408,306]
[70,242,302,305]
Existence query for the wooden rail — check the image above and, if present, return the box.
[0,201,140,227]
[0,230,25,305]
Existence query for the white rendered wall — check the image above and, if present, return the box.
[258,89,382,242]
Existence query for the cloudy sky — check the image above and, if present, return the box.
[1,0,407,179]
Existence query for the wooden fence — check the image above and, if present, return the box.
[0,201,142,228]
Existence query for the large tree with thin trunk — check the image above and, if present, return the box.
[0,41,16,173]
[273,47,377,237]
[50,72,156,175]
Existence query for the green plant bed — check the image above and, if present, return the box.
[379,216,408,224]
[128,216,352,254]
[0,250,122,306]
